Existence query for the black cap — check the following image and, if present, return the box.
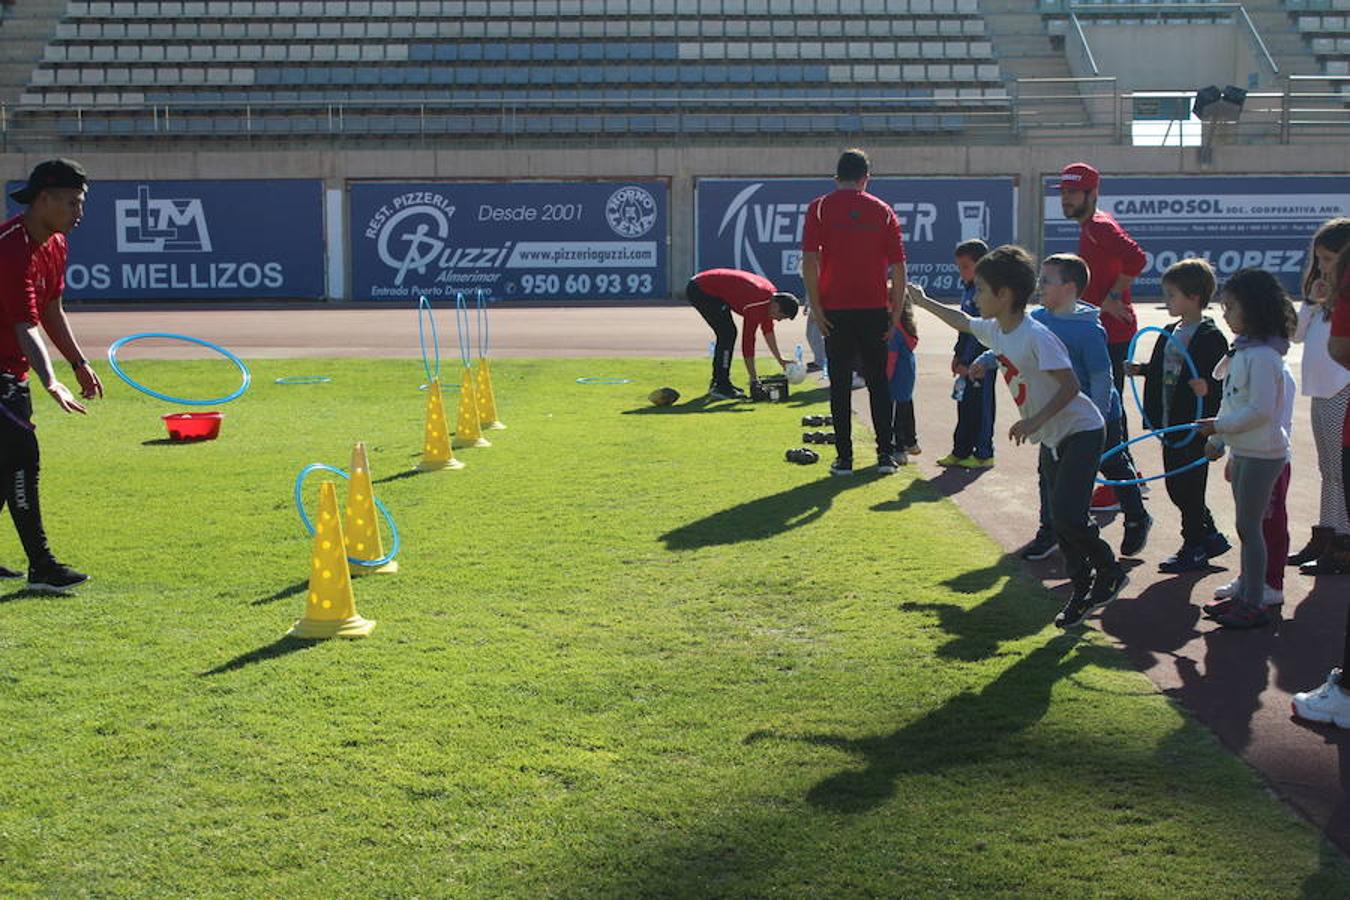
[10,158,88,205]
[773,293,800,320]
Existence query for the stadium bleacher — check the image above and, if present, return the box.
[18,0,1011,137]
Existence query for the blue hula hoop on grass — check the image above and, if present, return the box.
[417,295,442,383]
[292,463,401,568]
[107,332,251,405]
[1125,326,1203,449]
[576,376,633,385]
[454,292,473,369]
[476,289,491,359]
[1097,422,1210,487]
[275,376,331,385]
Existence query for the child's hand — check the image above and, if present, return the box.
[1204,440,1225,462]
[1188,378,1208,397]
[1223,458,1233,483]
[968,360,987,380]
[1310,278,1329,303]
[953,363,969,378]
[1008,420,1034,445]
[1195,418,1217,437]
[1125,362,1145,377]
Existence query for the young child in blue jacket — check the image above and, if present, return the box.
[939,239,996,469]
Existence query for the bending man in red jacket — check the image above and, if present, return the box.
[686,268,799,400]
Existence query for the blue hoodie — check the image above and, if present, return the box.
[976,301,1117,419]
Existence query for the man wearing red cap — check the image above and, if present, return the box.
[1060,162,1147,511]
[0,158,101,592]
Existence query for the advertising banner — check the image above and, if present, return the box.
[695,177,1017,298]
[5,179,326,300]
[1042,175,1350,297]
[349,180,668,301]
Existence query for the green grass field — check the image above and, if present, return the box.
[2,357,1348,897]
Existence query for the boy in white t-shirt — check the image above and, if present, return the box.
[908,245,1129,628]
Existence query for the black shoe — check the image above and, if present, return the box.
[1202,531,1232,559]
[785,447,820,465]
[1158,543,1209,573]
[829,457,853,477]
[708,383,748,401]
[1054,580,1096,629]
[1120,514,1153,557]
[1020,531,1058,561]
[0,565,22,579]
[27,562,89,593]
[805,362,823,374]
[876,453,901,475]
[1089,565,1129,608]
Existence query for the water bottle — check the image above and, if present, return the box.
[952,375,967,402]
[795,344,804,364]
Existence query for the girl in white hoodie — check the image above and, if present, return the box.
[1198,268,1298,629]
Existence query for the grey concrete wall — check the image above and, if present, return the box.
[1081,22,1273,93]
[5,142,1347,298]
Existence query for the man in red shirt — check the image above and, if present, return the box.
[1291,250,1350,726]
[0,158,102,592]
[1060,162,1147,510]
[686,267,799,400]
[801,148,907,476]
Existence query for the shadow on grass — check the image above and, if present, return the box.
[0,587,60,605]
[251,579,310,606]
[784,385,831,407]
[374,468,435,485]
[869,467,988,513]
[747,636,1126,814]
[899,554,1064,661]
[660,472,879,550]
[141,438,213,447]
[622,396,753,416]
[201,635,322,676]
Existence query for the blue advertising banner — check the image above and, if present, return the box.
[1042,175,1350,297]
[349,181,668,302]
[5,179,326,300]
[695,177,1017,298]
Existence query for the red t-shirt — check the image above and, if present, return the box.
[693,268,777,360]
[1332,267,1350,447]
[801,188,906,311]
[0,213,66,379]
[1078,209,1145,345]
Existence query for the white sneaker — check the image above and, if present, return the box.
[1263,585,1284,607]
[1213,578,1241,599]
[1293,669,1350,727]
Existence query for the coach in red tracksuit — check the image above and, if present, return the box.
[801,148,908,476]
[1060,162,1148,509]
[686,268,799,401]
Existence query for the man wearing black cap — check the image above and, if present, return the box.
[0,158,101,592]
[686,267,799,400]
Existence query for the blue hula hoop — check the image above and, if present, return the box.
[107,332,251,405]
[454,292,472,369]
[417,295,441,383]
[476,288,491,360]
[293,463,400,568]
[1125,326,1203,449]
[275,375,331,385]
[1097,422,1210,487]
[576,376,633,385]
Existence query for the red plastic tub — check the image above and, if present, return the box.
[162,412,224,442]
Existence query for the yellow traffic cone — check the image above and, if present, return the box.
[453,366,491,448]
[418,377,464,471]
[289,481,376,639]
[476,357,506,430]
[345,441,398,576]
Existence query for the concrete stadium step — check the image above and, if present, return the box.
[0,0,68,105]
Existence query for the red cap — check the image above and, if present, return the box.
[1058,162,1100,192]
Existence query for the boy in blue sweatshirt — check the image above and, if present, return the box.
[973,254,1152,559]
[938,239,997,469]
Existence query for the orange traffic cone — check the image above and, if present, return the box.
[288,481,376,639]
[345,441,398,576]
[476,357,505,430]
[454,366,491,448]
[418,377,464,471]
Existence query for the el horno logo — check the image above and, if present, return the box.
[605,186,657,238]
